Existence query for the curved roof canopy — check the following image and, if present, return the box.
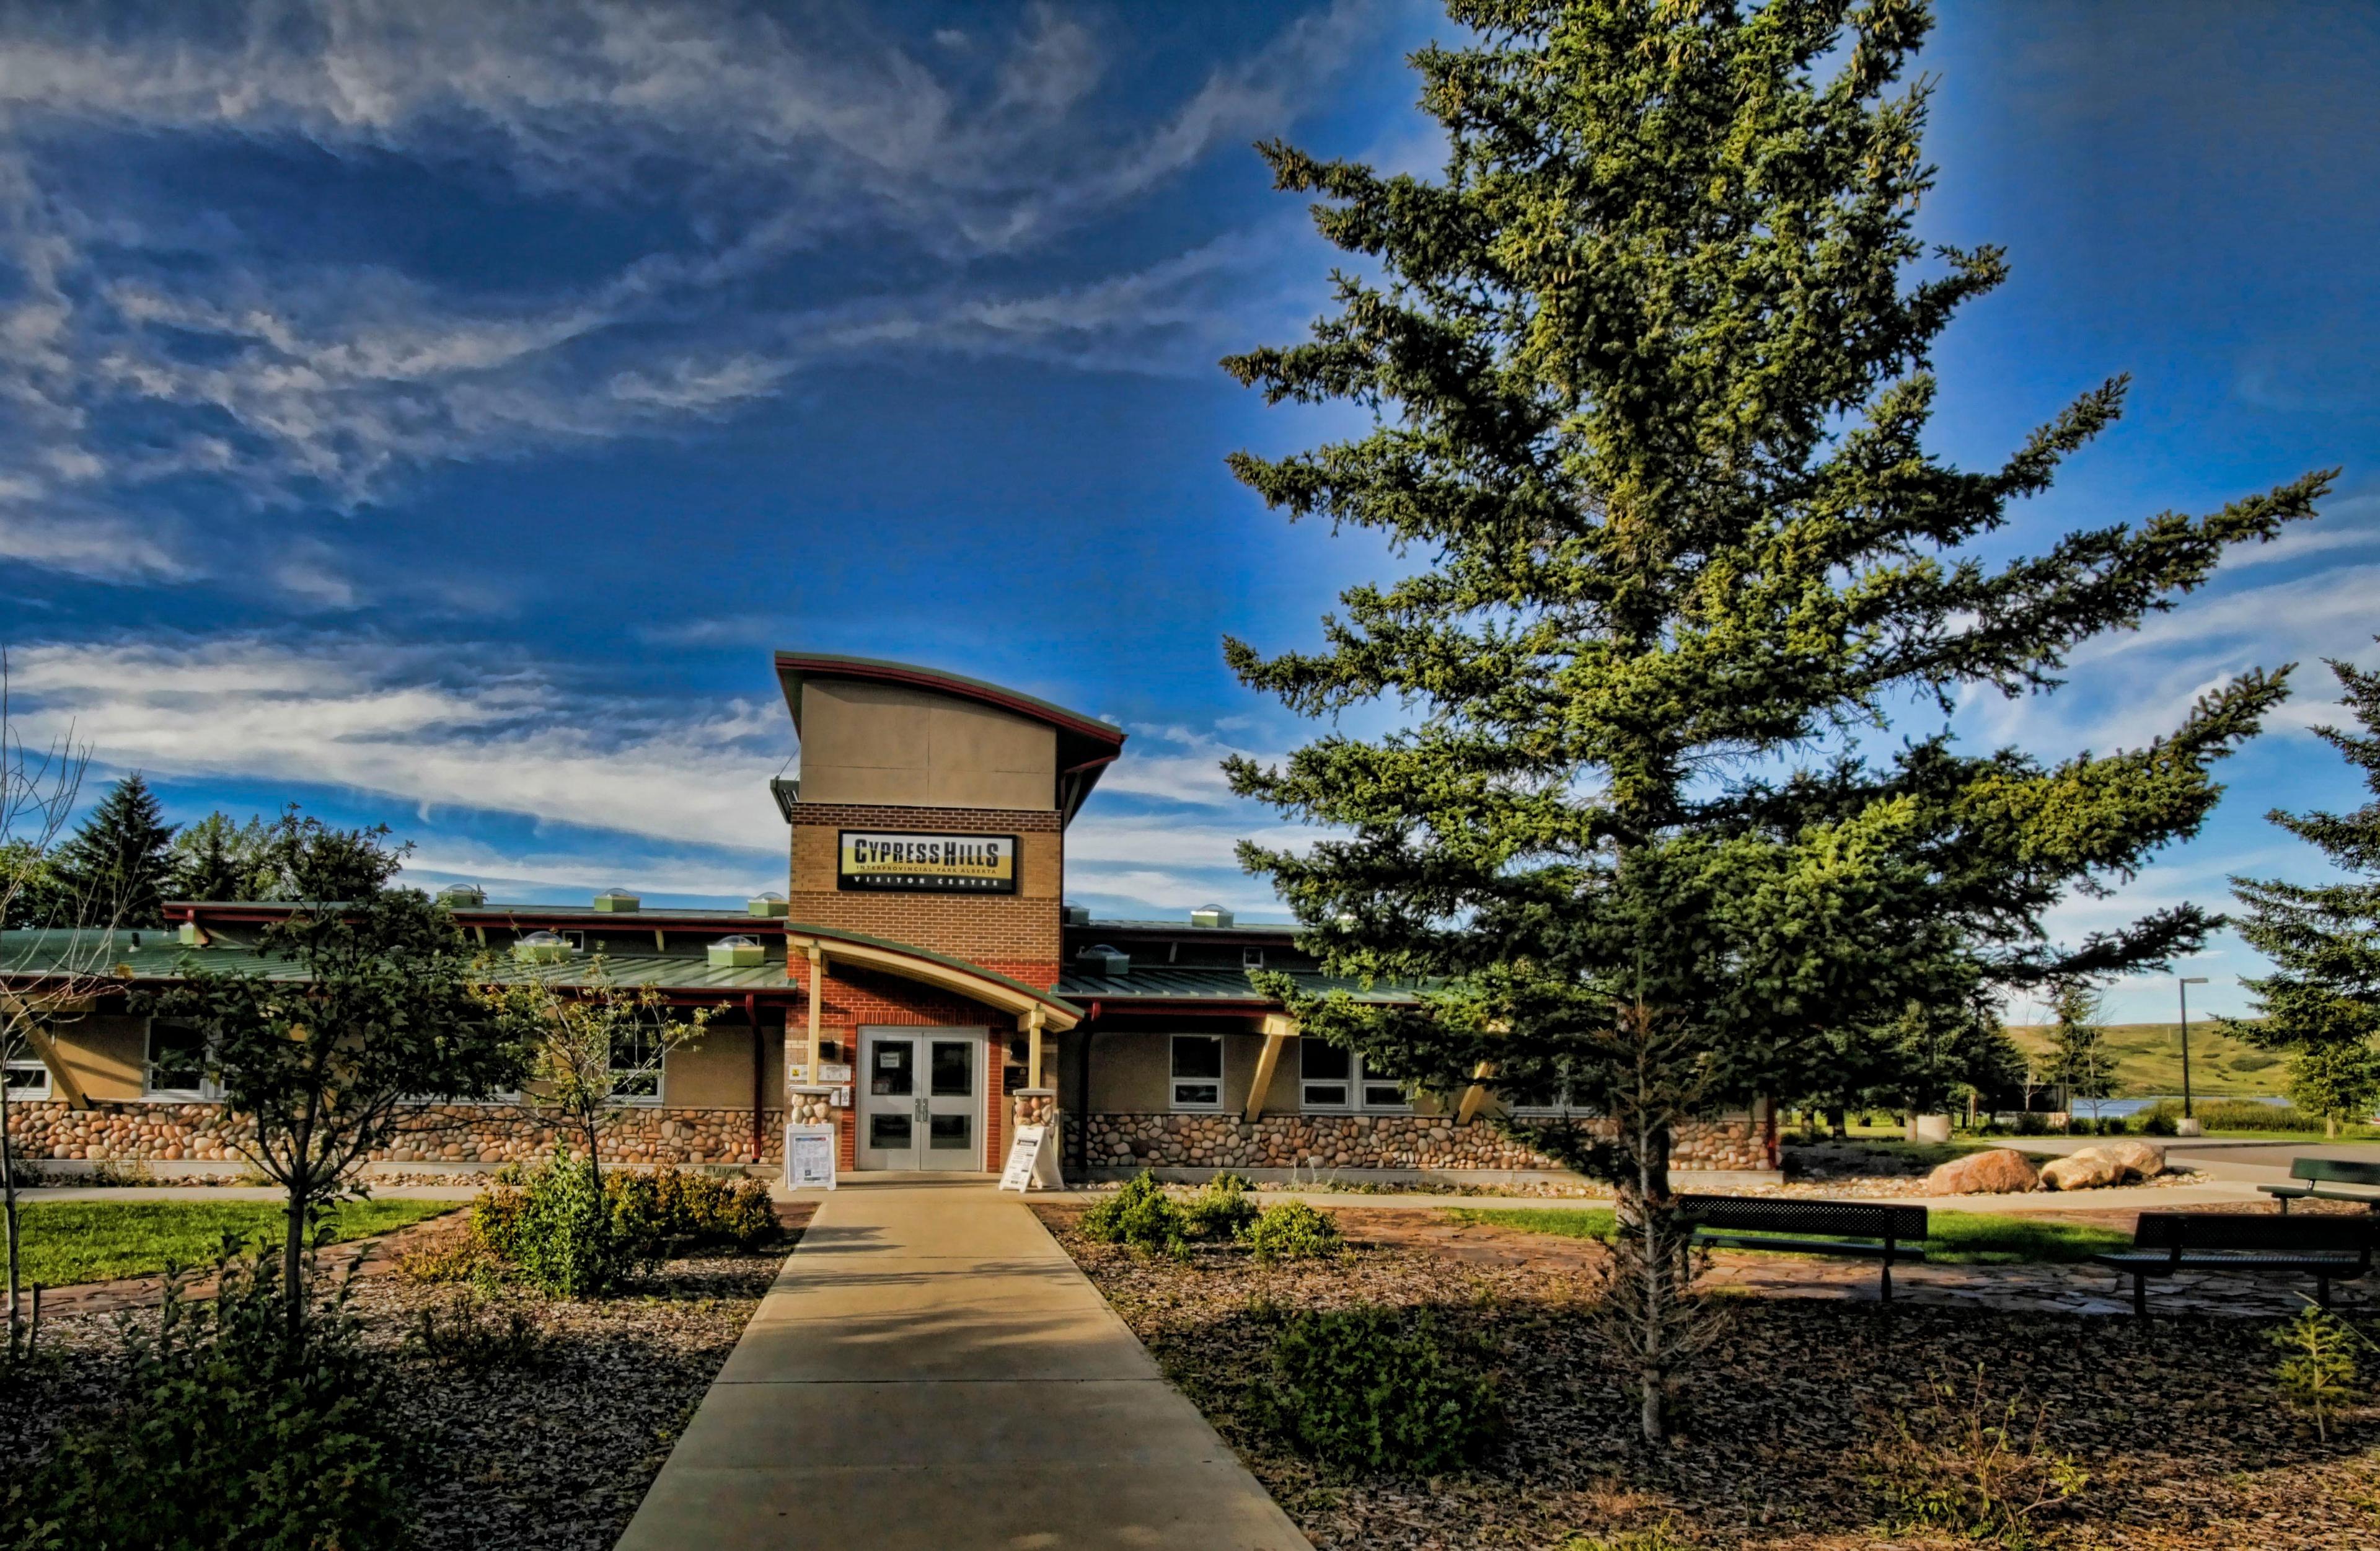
[774,652,1127,824]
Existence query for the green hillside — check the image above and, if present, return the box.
[2004,1022,2285,1099]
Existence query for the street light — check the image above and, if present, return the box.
[2178,976,2210,1137]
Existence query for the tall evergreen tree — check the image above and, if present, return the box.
[170,811,270,902]
[50,774,178,929]
[2229,646,2380,1136]
[1223,0,2329,1438]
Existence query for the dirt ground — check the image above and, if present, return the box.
[0,1204,813,1551]
[1034,1200,2380,1550]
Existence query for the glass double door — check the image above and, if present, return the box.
[858,1029,981,1170]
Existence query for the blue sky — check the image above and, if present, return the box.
[2,1,2374,1023]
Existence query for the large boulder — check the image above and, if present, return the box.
[2099,1139,2167,1181]
[1924,1147,2040,1195]
[2038,1151,2122,1191]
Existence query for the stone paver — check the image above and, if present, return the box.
[614,1180,1310,1551]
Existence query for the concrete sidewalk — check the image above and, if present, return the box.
[614,1180,1310,1551]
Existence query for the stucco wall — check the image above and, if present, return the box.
[796,679,1057,810]
[35,1014,149,1102]
[661,1019,784,1110]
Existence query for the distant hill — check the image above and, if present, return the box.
[2004,1021,2283,1099]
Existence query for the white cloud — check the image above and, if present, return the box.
[6,635,788,852]
[0,0,1388,576]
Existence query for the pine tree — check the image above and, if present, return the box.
[170,811,269,902]
[2230,646,2380,1137]
[50,774,178,929]
[2043,983,2114,1123]
[1222,0,2329,1439]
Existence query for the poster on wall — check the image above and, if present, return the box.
[785,1123,838,1190]
[837,831,1019,894]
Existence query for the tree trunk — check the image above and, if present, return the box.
[1826,1105,1847,1140]
[2326,1115,2341,1139]
[283,1168,310,1335]
[2,1066,19,1361]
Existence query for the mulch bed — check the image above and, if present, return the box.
[0,1204,811,1551]
[1033,1201,2380,1549]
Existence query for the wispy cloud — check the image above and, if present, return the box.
[0,0,1386,585]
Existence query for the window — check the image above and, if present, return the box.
[1241,947,1266,970]
[146,1020,216,1100]
[609,1025,664,1105]
[1169,1035,1224,1111]
[4,1059,51,1101]
[1299,1042,1409,1113]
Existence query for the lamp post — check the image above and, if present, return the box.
[2177,976,2209,1138]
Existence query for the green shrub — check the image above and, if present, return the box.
[404,1286,548,1371]
[1,1248,413,1551]
[2270,1304,2366,1443]
[468,1180,530,1260]
[1180,1174,1260,1242]
[1865,1366,2087,1549]
[1243,1200,1344,1262]
[1079,1172,1188,1256]
[2140,1098,2329,1133]
[511,1154,630,1297]
[609,1167,778,1257]
[1258,1304,1501,1475]
[2136,1109,2178,1136]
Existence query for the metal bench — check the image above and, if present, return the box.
[2092,1211,2374,1319]
[1680,1195,1928,1302]
[2260,1156,2380,1212]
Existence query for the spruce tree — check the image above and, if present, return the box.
[1222,0,2329,1438]
[170,811,270,902]
[2230,646,2380,1137]
[50,774,178,929]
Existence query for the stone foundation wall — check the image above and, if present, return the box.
[4,1100,784,1168]
[1075,1111,1769,1174]
[1013,1089,1057,1128]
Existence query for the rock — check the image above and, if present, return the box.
[1923,1147,2040,1195]
[2038,1151,2122,1191]
[2100,1139,2167,1180]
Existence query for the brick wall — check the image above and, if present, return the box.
[787,802,1062,968]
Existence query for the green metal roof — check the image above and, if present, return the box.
[0,930,796,994]
[1054,965,1418,1005]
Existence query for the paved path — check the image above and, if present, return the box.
[614,1180,1310,1551]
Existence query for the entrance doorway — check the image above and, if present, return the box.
[857,1028,984,1170]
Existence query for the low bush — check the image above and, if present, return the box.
[405,1286,548,1371]
[2141,1097,2328,1133]
[1,1247,413,1551]
[511,1154,630,1298]
[1258,1303,1501,1475]
[1079,1172,1188,1256]
[1179,1174,1260,1243]
[610,1167,777,1260]
[2269,1303,2365,1443]
[1243,1200,1345,1262]
[1864,1365,2087,1549]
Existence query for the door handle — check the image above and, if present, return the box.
[915,1097,927,1122]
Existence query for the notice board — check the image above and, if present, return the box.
[998,1124,1064,1192]
[785,1123,838,1190]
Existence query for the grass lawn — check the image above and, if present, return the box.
[10,1199,460,1288]
[1443,1206,2130,1264]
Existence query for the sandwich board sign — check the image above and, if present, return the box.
[998,1124,1064,1192]
[785,1123,837,1190]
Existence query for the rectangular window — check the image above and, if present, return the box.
[145,1020,215,1100]
[1298,1043,1408,1113]
[609,1025,663,1105]
[4,1059,52,1101]
[1169,1035,1224,1111]
[1241,947,1266,970]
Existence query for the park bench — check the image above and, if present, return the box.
[2260,1156,2380,1212]
[1680,1196,1928,1302]
[2092,1211,2374,1319]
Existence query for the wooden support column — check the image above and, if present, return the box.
[1243,1014,1296,1123]
[746,991,763,1160]
[22,1023,89,1111]
[1456,1060,1497,1124]
[804,943,824,1084]
[1023,1005,1046,1090]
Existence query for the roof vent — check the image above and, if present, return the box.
[591,888,640,913]
[746,891,789,918]
[514,930,573,965]
[436,884,487,908]
[708,934,766,968]
[1061,903,1091,927]
[1190,904,1234,929]
[1075,943,1130,977]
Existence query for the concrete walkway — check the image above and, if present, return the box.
[614,1180,1310,1551]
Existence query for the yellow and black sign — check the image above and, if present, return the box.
[837,831,1019,894]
